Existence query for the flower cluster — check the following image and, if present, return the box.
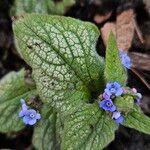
[19,99,41,125]
[119,50,132,69]
[99,82,124,124]
[99,82,142,124]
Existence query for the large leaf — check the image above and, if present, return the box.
[33,105,63,150]
[123,110,150,134]
[12,0,75,16]
[104,32,127,85]
[13,14,104,115]
[0,69,37,132]
[62,103,118,150]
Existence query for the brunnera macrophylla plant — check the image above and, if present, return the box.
[0,14,150,150]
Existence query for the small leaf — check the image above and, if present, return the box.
[123,110,150,134]
[0,69,37,132]
[33,105,63,150]
[13,14,104,115]
[62,103,118,150]
[105,32,127,85]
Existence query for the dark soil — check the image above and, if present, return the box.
[0,0,150,149]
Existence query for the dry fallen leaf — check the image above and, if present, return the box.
[116,9,135,51]
[101,9,143,51]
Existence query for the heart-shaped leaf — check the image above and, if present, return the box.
[0,69,37,132]
[13,14,104,116]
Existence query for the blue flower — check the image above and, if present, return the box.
[104,82,123,96]
[19,99,41,125]
[22,109,41,125]
[119,51,132,69]
[115,115,124,124]
[112,111,124,124]
[99,99,116,112]
[102,92,110,99]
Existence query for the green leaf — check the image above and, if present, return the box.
[44,0,75,15]
[33,105,63,150]
[104,32,127,85]
[13,14,104,115]
[11,0,75,16]
[62,103,118,150]
[123,110,150,134]
[0,69,37,132]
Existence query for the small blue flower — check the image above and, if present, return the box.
[112,111,121,119]
[115,115,124,124]
[104,82,123,96]
[99,99,116,112]
[102,92,110,99]
[112,111,124,124]
[19,99,41,125]
[22,109,41,125]
[119,51,132,69]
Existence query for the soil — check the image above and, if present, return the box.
[0,0,150,149]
